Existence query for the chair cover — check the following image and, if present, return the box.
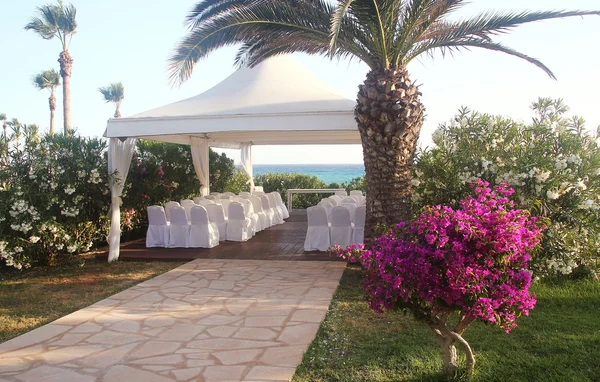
[168,206,189,248]
[240,198,260,234]
[223,192,236,197]
[206,204,228,241]
[250,196,269,230]
[146,206,169,247]
[304,206,330,251]
[240,194,251,199]
[218,200,232,218]
[189,206,219,248]
[193,197,203,204]
[273,192,290,219]
[353,205,366,245]
[197,199,215,207]
[210,192,221,197]
[349,195,363,205]
[317,199,334,220]
[204,195,216,200]
[164,201,180,222]
[327,196,339,206]
[239,192,251,197]
[259,195,274,227]
[181,199,194,205]
[340,202,357,221]
[226,202,252,241]
[335,191,348,197]
[330,206,353,248]
[350,190,363,196]
[341,197,357,205]
[254,186,264,193]
[268,193,285,225]
[181,202,197,220]
[220,195,231,200]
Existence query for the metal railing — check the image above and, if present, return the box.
[286,188,346,210]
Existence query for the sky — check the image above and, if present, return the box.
[1,0,599,164]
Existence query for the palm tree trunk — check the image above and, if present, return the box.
[49,92,56,135]
[59,50,73,136]
[114,104,121,118]
[355,67,425,241]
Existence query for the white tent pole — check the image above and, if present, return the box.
[191,137,210,196]
[241,143,255,193]
[107,137,137,262]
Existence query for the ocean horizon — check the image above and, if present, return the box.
[253,163,365,184]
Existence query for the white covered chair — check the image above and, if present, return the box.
[193,197,204,204]
[304,206,330,251]
[204,195,216,200]
[353,205,366,245]
[330,206,353,248]
[164,201,180,221]
[220,194,231,200]
[250,196,269,230]
[218,199,232,218]
[341,197,357,205]
[240,198,260,234]
[272,192,290,219]
[146,206,169,248]
[239,191,251,197]
[335,191,348,197]
[168,206,189,248]
[318,199,334,220]
[189,206,220,248]
[181,199,194,205]
[340,202,357,221]
[259,195,275,227]
[197,199,215,207]
[210,192,221,197]
[206,204,228,241]
[268,193,284,225]
[327,196,339,206]
[350,190,363,197]
[226,202,252,241]
[223,192,236,197]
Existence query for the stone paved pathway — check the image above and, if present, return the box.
[0,259,346,382]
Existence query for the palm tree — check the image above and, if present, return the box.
[98,82,125,118]
[32,69,61,135]
[0,113,6,140]
[25,1,77,136]
[168,1,598,241]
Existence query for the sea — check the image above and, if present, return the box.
[253,164,365,184]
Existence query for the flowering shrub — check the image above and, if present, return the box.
[333,181,543,377]
[413,98,600,277]
[0,124,111,269]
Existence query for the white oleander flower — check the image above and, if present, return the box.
[64,185,76,195]
[67,245,77,253]
[411,178,421,187]
[547,190,560,200]
[536,170,551,183]
[29,236,41,243]
[14,246,23,253]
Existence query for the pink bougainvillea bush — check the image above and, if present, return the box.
[333,180,545,377]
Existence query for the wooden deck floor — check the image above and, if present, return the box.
[96,210,342,262]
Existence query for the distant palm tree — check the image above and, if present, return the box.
[0,113,6,140]
[32,69,61,135]
[25,1,77,136]
[169,0,599,244]
[98,82,125,118]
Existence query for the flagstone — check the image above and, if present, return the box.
[157,324,205,341]
[39,345,105,365]
[102,365,173,382]
[277,323,321,345]
[234,328,278,341]
[128,341,182,359]
[85,330,146,345]
[203,365,246,382]
[213,349,263,365]
[244,316,288,327]
[79,343,138,369]
[16,365,95,382]
[259,345,307,367]
[243,366,296,381]
[289,309,327,323]
[171,367,204,381]
[70,322,104,334]
[207,326,238,338]
[129,354,184,365]
[0,325,71,354]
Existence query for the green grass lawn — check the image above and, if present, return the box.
[293,266,600,382]
[0,255,184,343]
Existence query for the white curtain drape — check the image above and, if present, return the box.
[191,137,210,196]
[241,143,255,193]
[107,137,137,262]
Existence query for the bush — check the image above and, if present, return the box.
[334,181,543,377]
[0,124,111,269]
[255,172,332,208]
[413,98,600,277]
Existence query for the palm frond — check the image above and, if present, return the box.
[409,37,556,79]
[168,0,371,85]
[24,1,77,48]
[32,69,61,90]
[330,0,355,55]
[98,82,125,103]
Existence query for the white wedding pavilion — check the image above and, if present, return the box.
[104,55,361,262]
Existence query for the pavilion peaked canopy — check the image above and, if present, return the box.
[104,55,360,147]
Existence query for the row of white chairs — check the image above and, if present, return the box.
[146,191,289,248]
[318,194,365,221]
[304,205,365,252]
